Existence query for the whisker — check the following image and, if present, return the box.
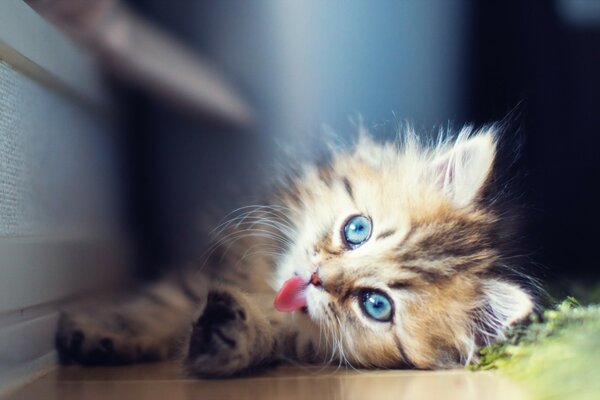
[203,230,291,263]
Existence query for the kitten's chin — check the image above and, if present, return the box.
[303,285,328,323]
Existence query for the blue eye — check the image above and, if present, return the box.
[361,291,393,322]
[343,215,372,248]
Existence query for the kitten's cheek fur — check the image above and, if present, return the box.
[304,286,324,322]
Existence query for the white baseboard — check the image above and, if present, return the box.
[0,351,56,396]
[0,237,130,394]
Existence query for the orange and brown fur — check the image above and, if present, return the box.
[56,126,536,376]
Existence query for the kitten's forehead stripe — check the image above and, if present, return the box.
[376,229,395,240]
[342,177,354,200]
[402,265,447,284]
[388,280,413,289]
[318,165,334,187]
[395,214,497,279]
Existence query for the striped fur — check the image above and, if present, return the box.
[56,125,536,376]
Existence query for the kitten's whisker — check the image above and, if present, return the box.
[219,231,292,261]
[239,243,283,261]
[206,205,276,236]
[238,249,284,265]
[324,309,343,369]
[199,228,290,268]
[211,213,295,240]
[208,205,293,238]
[214,217,295,244]
[242,217,296,238]
[207,224,292,251]
[334,314,357,371]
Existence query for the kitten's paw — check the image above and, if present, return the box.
[184,290,273,378]
[55,311,161,366]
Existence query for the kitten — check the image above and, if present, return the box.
[56,126,536,376]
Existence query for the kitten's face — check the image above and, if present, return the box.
[275,130,534,369]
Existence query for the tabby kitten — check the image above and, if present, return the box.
[56,126,535,377]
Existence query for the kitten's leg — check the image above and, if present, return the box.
[183,286,277,378]
[56,274,205,366]
[276,316,331,365]
[184,287,335,377]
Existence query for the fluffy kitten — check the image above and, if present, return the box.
[56,126,536,376]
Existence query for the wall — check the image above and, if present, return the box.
[0,0,128,392]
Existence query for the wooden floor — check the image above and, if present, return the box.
[3,362,530,400]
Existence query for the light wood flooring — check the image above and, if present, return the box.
[3,362,530,400]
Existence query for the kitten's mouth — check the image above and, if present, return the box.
[274,276,309,312]
[274,272,323,313]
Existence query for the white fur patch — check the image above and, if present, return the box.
[482,279,534,336]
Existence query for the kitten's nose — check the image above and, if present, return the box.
[310,271,322,286]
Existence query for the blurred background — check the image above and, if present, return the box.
[2,0,600,331]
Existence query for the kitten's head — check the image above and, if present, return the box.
[274,126,535,369]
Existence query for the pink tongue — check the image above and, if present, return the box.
[274,276,308,312]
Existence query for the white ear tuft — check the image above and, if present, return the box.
[476,280,534,345]
[354,129,383,165]
[356,126,376,148]
[430,130,497,207]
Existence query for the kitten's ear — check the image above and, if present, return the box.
[475,280,534,345]
[429,130,496,207]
